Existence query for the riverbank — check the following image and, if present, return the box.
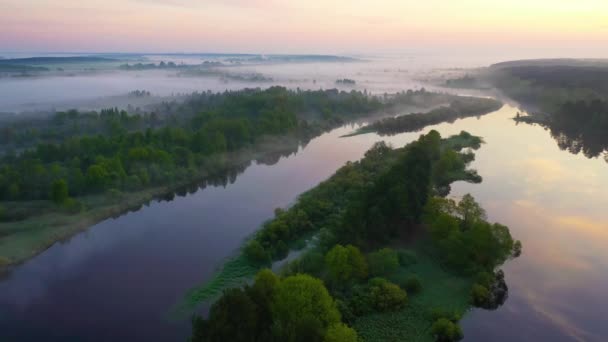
[0,131,319,270]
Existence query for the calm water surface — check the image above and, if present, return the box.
[1,105,607,341]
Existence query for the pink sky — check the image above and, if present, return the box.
[1,0,608,56]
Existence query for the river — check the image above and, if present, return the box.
[1,104,607,341]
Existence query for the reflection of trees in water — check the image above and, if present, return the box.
[519,100,608,163]
[156,136,311,205]
[547,125,608,163]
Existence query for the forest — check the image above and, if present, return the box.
[348,97,502,136]
[188,131,521,341]
[0,87,489,268]
[489,62,608,162]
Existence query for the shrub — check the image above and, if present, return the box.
[397,249,418,267]
[347,285,374,316]
[431,318,463,342]
[367,248,399,277]
[402,275,422,294]
[368,278,407,312]
[429,308,461,323]
[244,240,270,264]
[470,283,490,307]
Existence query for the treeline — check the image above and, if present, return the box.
[0,87,389,207]
[192,131,520,341]
[516,99,608,162]
[548,99,608,160]
[492,64,608,161]
[357,97,502,136]
[0,108,165,149]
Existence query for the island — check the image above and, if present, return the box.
[187,130,521,341]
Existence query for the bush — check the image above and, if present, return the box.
[474,271,494,288]
[431,318,463,342]
[402,275,422,294]
[397,249,418,267]
[470,283,490,307]
[324,323,359,342]
[429,308,461,323]
[367,248,399,277]
[347,285,374,316]
[368,278,407,312]
[325,244,368,284]
[244,240,270,264]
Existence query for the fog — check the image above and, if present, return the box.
[0,53,506,114]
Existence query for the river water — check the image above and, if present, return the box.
[1,103,607,341]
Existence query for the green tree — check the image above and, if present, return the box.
[272,274,341,342]
[431,318,463,342]
[368,278,407,311]
[325,244,368,283]
[367,248,399,277]
[244,240,270,264]
[324,323,359,342]
[195,287,259,342]
[50,179,69,204]
[457,194,486,229]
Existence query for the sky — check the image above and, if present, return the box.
[1,0,608,56]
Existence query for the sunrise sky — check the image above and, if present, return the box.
[2,0,608,56]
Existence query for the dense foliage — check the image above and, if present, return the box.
[191,131,520,341]
[191,270,347,342]
[356,97,503,136]
[0,87,388,210]
[490,63,608,162]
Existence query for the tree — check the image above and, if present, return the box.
[85,164,108,191]
[368,278,407,311]
[272,274,341,341]
[325,244,368,283]
[367,248,399,277]
[470,283,490,307]
[244,240,270,264]
[431,318,463,342]
[194,287,259,342]
[457,194,486,229]
[324,323,359,342]
[50,179,69,204]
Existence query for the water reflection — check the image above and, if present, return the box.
[517,118,608,164]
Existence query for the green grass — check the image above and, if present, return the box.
[354,244,473,342]
[173,254,260,317]
[0,186,168,266]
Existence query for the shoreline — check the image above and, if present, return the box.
[0,130,317,272]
